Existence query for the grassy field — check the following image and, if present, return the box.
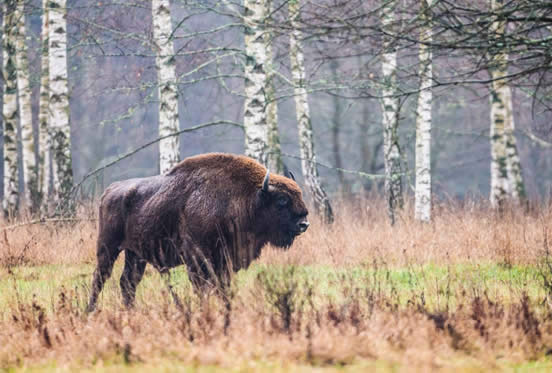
[1,199,552,372]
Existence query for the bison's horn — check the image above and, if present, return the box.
[262,169,270,192]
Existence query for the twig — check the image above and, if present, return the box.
[1,218,97,232]
[70,120,243,199]
[281,152,389,179]
[521,130,552,149]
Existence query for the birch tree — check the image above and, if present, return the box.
[48,0,73,209]
[152,0,180,174]
[495,3,525,203]
[38,0,51,208]
[2,0,20,216]
[243,0,269,166]
[289,0,334,223]
[504,100,525,201]
[414,0,432,222]
[489,0,525,208]
[15,0,38,210]
[264,0,284,174]
[380,0,403,225]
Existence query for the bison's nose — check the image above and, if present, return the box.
[297,220,310,233]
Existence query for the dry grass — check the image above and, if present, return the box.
[3,286,551,368]
[2,197,550,268]
[1,198,552,371]
[263,198,551,267]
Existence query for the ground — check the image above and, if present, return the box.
[1,200,552,372]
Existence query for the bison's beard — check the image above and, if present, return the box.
[271,230,299,249]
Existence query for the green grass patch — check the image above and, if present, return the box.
[1,260,546,317]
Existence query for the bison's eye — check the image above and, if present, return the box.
[276,196,289,207]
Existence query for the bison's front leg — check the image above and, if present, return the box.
[187,267,213,293]
[158,269,186,311]
[186,263,231,296]
[120,250,147,308]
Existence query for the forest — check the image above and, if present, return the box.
[1,0,552,371]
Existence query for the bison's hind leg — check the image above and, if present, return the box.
[86,243,121,312]
[120,250,146,308]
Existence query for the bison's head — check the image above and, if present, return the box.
[256,170,309,248]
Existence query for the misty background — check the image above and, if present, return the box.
[1,0,552,205]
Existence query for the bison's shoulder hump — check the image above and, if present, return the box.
[167,153,268,186]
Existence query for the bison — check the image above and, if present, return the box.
[86,153,309,312]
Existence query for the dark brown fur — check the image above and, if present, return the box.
[86,153,309,311]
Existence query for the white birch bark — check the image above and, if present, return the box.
[243,0,269,166]
[504,100,525,201]
[38,0,51,208]
[498,15,525,202]
[15,0,38,210]
[264,0,283,174]
[489,84,508,208]
[2,0,20,216]
[152,0,180,174]
[489,0,525,207]
[380,0,403,225]
[289,0,333,223]
[48,0,73,209]
[414,0,432,222]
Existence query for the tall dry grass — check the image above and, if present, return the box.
[1,219,97,267]
[1,198,552,370]
[1,197,550,268]
[259,197,551,268]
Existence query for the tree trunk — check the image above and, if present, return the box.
[504,101,525,201]
[359,111,383,193]
[359,102,371,176]
[15,0,38,211]
[329,60,348,194]
[39,0,51,211]
[152,0,180,174]
[414,0,432,222]
[48,0,73,212]
[2,0,20,216]
[264,0,283,174]
[243,0,269,166]
[331,97,345,193]
[489,0,525,208]
[489,89,508,208]
[289,0,334,224]
[357,57,381,192]
[380,0,403,225]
